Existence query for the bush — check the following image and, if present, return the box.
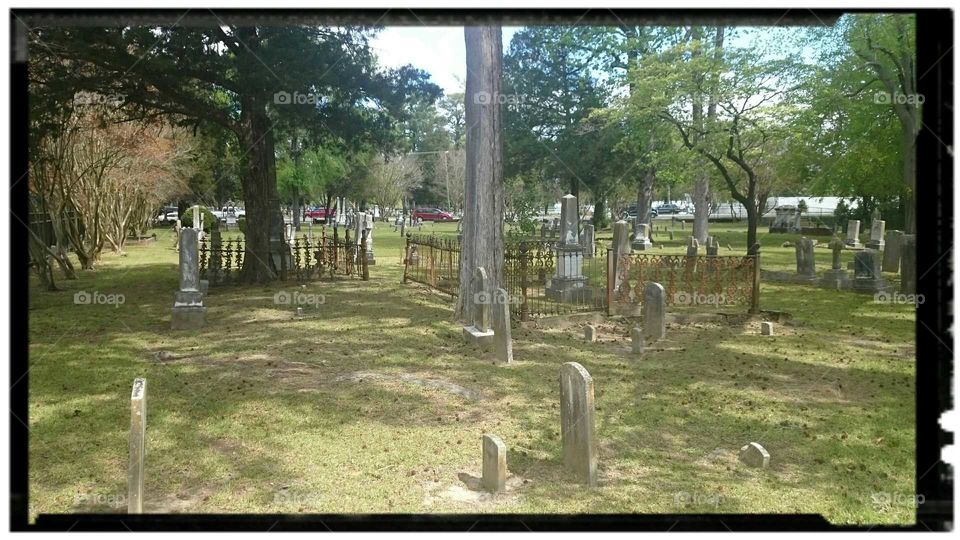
[180,206,218,232]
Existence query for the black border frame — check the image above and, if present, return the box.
[9,7,953,532]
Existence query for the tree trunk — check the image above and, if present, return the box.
[292,185,301,231]
[592,198,608,229]
[457,26,504,321]
[237,97,281,283]
[692,173,710,243]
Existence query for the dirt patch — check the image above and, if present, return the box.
[335,371,483,401]
[422,471,527,508]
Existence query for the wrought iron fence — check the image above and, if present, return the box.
[608,250,760,315]
[200,226,367,285]
[402,234,608,320]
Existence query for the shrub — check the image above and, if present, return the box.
[180,206,218,232]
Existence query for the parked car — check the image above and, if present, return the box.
[625,204,658,220]
[154,205,179,224]
[656,203,683,215]
[412,208,455,222]
[305,207,336,223]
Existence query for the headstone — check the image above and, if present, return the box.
[631,223,652,251]
[820,235,850,289]
[463,267,494,347]
[539,222,548,240]
[612,220,632,292]
[900,235,916,294]
[686,237,699,257]
[642,282,666,342]
[795,237,816,278]
[559,362,597,486]
[491,288,513,363]
[761,322,774,336]
[705,236,719,257]
[882,230,904,273]
[580,223,595,259]
[481,434,507,493]
[851,249,887,292]
[630,327,644,355]
[584,325,597,342]
[668,230,674,241]
[296,307,304,319]
[866,219,886,250]
[171,228,206,329]
[547,195,592,303]
[845,220,863,248]
[128,378,147,514]
[192,205,200,231]
[363,213,376,265]
[738,442,770,468]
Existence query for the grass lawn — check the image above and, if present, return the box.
[26,220,916,524]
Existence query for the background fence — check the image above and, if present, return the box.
[200,227,367,285]
[403,234,607,320]
[609,251,760,315]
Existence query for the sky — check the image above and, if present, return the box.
[370,26,521,95]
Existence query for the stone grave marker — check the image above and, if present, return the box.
[580,223,595,259]
[481,434,507,493]
[642,282,666,342]
[584,325,597,343]
[171,228,207,330]
[882,230,903,273]
[795,237,816,279]
[128,378,147,514]
[463,267,494,347]
[900,235,916,294]
[739,442,770,468]
[761,322,774,336]
[845,219,863,248]
[866,218,886,250]
[631,327,644,355]
[560,362,597,486]
[492,288,513,363]
[632,223,652,251]
[820,235,850,289]
[547,194,591,303]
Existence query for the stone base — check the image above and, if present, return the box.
[850,277,890,294]
[546,277,593,303]
[865,240,885,251]
[463,325,495,347]
[175,290,203,305]
[819,269,850,290]
[844,241,863,250]
[171,306,207,330]
[631,239,652,251]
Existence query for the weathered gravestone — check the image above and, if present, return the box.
[463,267,495,347]
[481,434,507,493]
[686,237,699,257]
[900,235,916,294]
[761,322,774,336]
[612,220,632,293]
[171,228,207,330]
[845,219,863,248]
[491,288,513,363]
[739,442,770,468]
[632,223,652,251]
[560,362,597,486]
[584,324,597,343]
[128,378,147,514]
[580,223,595,259]
[795,237,816,279]
[882,230,904,273]
[547,194,592,303]
[866,218,886,250]
[643,282,666,342]
[851,249,887,292]
[820,235,850,289]
[631,327,644,355]
[705,236,719,257]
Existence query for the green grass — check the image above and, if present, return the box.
[27,221,915,524]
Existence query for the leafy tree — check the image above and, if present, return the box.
[32,22,440,281]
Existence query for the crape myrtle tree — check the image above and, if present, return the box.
[32,22,440,282]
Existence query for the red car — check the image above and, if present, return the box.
[412,208,455,222]
[305,207,336,223]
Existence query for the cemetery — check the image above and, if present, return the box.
[18,9,935,531]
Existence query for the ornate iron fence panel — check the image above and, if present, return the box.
[200,226,365,285]
[403,234,608,320]
[610,251,759,313]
